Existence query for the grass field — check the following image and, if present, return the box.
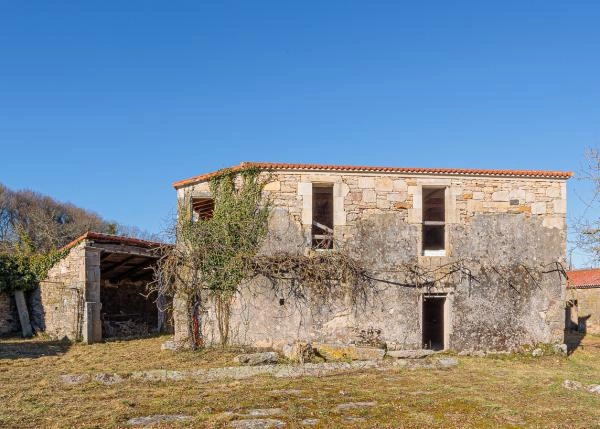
[1,334,599,428]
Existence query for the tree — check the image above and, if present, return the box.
[576,148,600,263]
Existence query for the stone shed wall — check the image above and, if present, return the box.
[0,291,19,335]
[33,242,87,340]
[177,170,568,351]
[568,288,600,335]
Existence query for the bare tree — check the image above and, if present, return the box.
[572,148,600,264]
[0,183,158,253]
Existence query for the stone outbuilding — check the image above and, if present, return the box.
[33,232,170,343]
[171,162,571,352]
[566,268,600,334]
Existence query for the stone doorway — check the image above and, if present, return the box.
[422,295,446,350]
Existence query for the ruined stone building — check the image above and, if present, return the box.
[566,268,600,335]
[30,232,168,343]
[172,162,571,352]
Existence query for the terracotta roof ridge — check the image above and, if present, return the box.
[59,231,167,252]
[173,162,573,188]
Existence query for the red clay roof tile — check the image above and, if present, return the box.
[172,162,572,189]
[60,232,167,252]
[567,269,600,289]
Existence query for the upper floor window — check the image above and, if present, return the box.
[422,187,445,256]
[191,197,214,221]
[312,184,334,249]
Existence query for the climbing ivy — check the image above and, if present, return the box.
[153,166,272,347]
[0,233,68,293]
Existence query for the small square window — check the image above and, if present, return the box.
[191,197,214,221]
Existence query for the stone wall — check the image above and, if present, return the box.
[33,242,87,340]
[0,291,19,335]
[568,288,600,335]
[176,171,568,351]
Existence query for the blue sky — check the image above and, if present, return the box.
[0,1,598,266]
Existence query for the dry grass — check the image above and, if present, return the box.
[1,334,599,428]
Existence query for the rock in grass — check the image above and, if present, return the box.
[127,414,190,426]
[563,379,583,390]
[437,357,459,368]
[531,348,543,357]
[60,374,90,385]
[334,401,377,411]
[387,349,435,359]
[586,384,600,394]
[229,418,286,428]
[313,343,385,361]
[233,352,279,366]
[244,408,283,417]
[94,372,124,385]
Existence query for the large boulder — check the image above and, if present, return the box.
[282,341,315,363]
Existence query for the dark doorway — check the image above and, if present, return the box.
[422,295,445,350]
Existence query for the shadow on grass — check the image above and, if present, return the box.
[0,337,71,360]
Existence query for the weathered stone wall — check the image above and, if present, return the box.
[33,242,87,340]
[568,288,600,334]
[0,291,19,335]
[177,171,568,351]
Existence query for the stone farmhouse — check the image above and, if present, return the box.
[566,268,600,335]
[171,162,571,352]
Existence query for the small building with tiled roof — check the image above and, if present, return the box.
[566,268,600,334]
[170,162,571,352]
[33,232,172,343]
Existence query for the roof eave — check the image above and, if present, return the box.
[172,162,573,189]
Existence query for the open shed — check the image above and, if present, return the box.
[35,232,171,343]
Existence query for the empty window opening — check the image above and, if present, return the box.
[422,295,445,350]
[192,197,215,221]
[422,187,445,255]
[312,184,334,249]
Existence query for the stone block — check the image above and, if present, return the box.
[462,193,473,200]
[492,190,510,202]
[546,187,561,198]
[313,343,385,361]
[375,177,393,192]
[387,192,407,202]
[233,352,279,366]
[531,202,547,215]
[362,189,376,203]
[358,177,375,189]
[387,349,435,359]
[393,180,408,192]
[376,199,390,209]
[297,182,312,196]
[393,202,411,210]
[553,199,566,214]
[472,192,484,200]
[509,189,526,201]
[263,181,281,191]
